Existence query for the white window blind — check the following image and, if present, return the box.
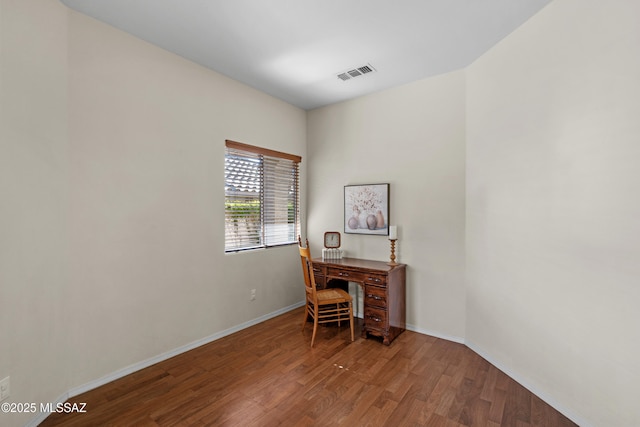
[224,140,301,252]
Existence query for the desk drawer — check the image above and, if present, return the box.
[364,286,387,308]
[364,307,387,330]
[364,274,387,286]
[327,268,363,282]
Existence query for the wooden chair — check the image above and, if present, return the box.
[298,237,354,347]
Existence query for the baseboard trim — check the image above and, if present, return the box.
[406,323,465,344]
[26,301,305,427]
[465,339,588,427]
[25,392,70,427]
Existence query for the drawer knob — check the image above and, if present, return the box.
[367,315,382,322]
[368,277,381,282]
[366,294,383,300]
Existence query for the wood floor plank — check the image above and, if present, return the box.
[489,388,508,424]
[40,308,577,426]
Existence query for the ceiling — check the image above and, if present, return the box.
[59,0,552,110]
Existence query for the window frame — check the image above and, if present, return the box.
[224,140,301,253]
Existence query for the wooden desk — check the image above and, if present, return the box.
[312,257,406,345]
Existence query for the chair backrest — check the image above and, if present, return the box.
[298,236,317,302]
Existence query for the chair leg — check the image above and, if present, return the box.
[301,305,309,332]
[310,315,319,348]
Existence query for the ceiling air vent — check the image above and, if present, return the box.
[337,63,376,81]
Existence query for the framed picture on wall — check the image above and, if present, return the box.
[344,183,390,235]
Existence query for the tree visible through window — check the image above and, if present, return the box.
[224,140,301,252]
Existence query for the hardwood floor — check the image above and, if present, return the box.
[41,308,576,426]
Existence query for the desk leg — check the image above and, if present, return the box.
[358,283,368,339]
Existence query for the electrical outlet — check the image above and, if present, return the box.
[0,376,9,401]
[250,289,256,301]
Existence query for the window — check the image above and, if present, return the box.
[224,140,301,252]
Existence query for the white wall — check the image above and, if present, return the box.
[66,5,307,387]
[0,1,70,425]
[307,71,467,340]
[466,1,640,425]
[1,2,306,426]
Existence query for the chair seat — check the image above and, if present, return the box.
[316,288,352,304]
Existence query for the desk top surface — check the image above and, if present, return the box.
[312,257,405,272]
